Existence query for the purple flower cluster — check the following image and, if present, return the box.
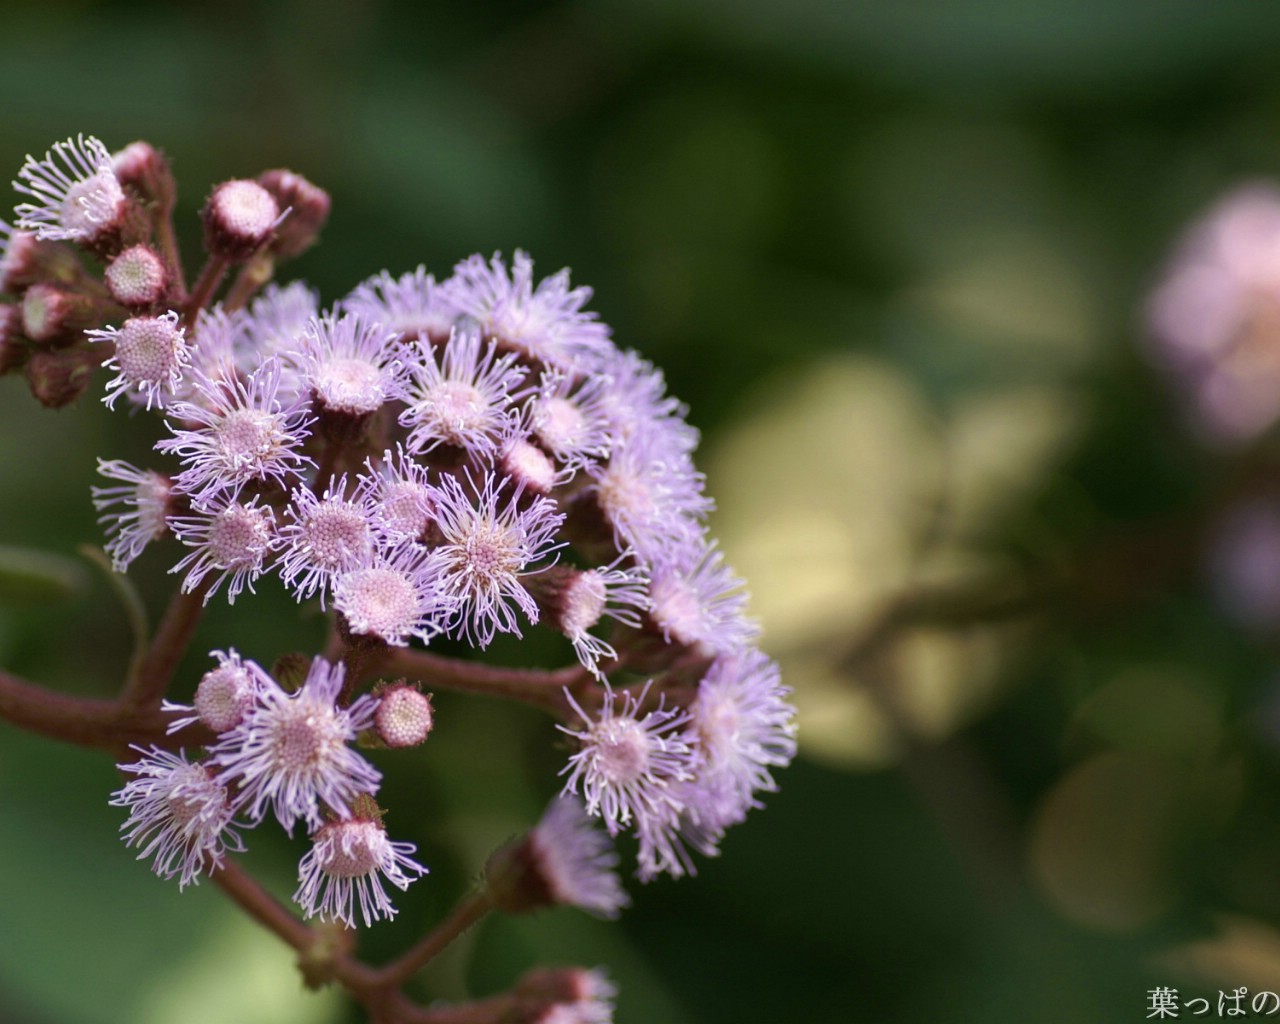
[1,134,796,952]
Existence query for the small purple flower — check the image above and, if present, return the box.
[432,470,565,646]
[553,559,650,676]
[110,746,244,889]
[527,796,630,919]
[333,543,451,647]
[91,459,173,570]
[647,541,759,656]
[240,281,320,397]
[294,816,427,928]
[167,491,277,604]
[14,134,128,243]
[398,327,528,457]
[357,446,436,543]
[342,265,454,343]
[291,312,405,416]
[558,683,695,838]
[163,648,265,734]
[529,369,614,470]
[209,656,381,833]
[87,311,190,410]
[442,250,612,369]
[277,474,385,605]
[157,356,315,508]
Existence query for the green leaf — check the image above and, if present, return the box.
[0,545,89,604]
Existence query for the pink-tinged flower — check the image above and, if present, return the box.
[157,356,315,508]
[86,310,189,410]
[104,244,168,308]
[442,251,612,369]
[291,312,404,416]
[373,685,433,748]
[169,305,249,407]
[342,266,454,343]
[537,560,650,676]
[529,370,614,470]
[647,541,759,656]
[163,648,266,734]
[399,327,528,456]
[527,796,630,919]
[209,656,381,833]
[294,815,427,928]
[1146,183,1280,444]
[202,179,281,261]
[598,348,698,454]
[168,492,277,604]
[110,747,244,890]
[499,428,564,496]
[257,168,330,260]
[357,446,436,543]
[333,543,451,646]
[92,459,173,570]
[515,967,618,1024]
[637,649,796,880]
[558,684,695,838]
[14,134,128,243]
[432,471,565,646]
[277,475,385,606]
[240,281,320,395]
[588,425,711,569]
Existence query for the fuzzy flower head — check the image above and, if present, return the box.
[432,471,565,647]
[343,266,454,343]
[277,475,385,605]
[209,656,381,833]
[110,747,244,889]
[443,251,612,369]
[559,684,695,837]
[157,356,314,508]
[647,542,759,657]
[168,492,277,604]
[164,648,264,734]
[530,370,614,470]
[373,684,434,748]
[294,812,427,928]
[399,327,528,456]
[359,447,436,543]
[536,560,650,675]
[333,544,451,647]
[525,796,630,919]
[14,134,128,243]
[87,311,189,410]
[92,459,173,570]
[293,312,404,417]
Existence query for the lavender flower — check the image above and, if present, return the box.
[291,312,405,417]
[110,747,244,889]
[163,648,265,734]
[559,684,695,838]
[333,543,451,646]
[342,265,454,343]
[442,250,612,368]
[167,491,277,604]
[157,356,314,508]
[529,369,614,470]
[294,816,427,928]
[209,656,381,833]
[432,470,565,646]
[647,541,759,656]
[14,134,128,243]
[542,560,650,676]
[91,459,173,570]
[277,474,385,605]
[87,311,190,410]
[526,796,630,919]
[358,446,437,543]
[399,327,528,457]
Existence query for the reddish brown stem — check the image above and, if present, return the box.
[184,255,229,328]
[369,890,493,991]
[224,253,275,311]
[123,583,210,708]
[370,648,585,716]
[154,208,187,303]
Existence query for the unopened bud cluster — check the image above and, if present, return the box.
[3,133,799,1019]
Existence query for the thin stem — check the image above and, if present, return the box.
[184,255,229,329]
[153,207,187,303]
[123,583,210,708]
[370,890,493,991]
[224,253,276,311]
[371,648,585,715]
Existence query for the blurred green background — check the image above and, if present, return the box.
[8,1,1280,1021]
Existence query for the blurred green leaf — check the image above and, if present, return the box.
[0,545,88,605]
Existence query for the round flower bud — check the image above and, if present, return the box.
[26,347,99,408]
[373,684,433,748]
[21,283,97,343]
[105,244,168,307]
[112,141,177,211]
[500,438,559,495]
[258,169,331,259]
[202,179,280,262]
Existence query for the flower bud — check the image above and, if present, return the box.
[113,141,177,211]
[258,169,330,260]
[105,244,168,308]
[373,682,433,749]
[202,179,280,262]
[21,283,101,343]
[26,346,100,407]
